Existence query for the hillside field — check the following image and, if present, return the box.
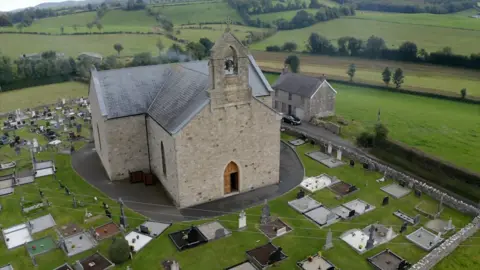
[267,73,480,173]
[0,34,177,59]
[251,9,318,23]
[251,17,480,55]
[0,82,88,112]
[253,51,480,98]
[175,24,269,43]
[153,2,242,25]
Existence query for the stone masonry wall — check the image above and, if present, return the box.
[147,117,180,205]
[105,115,150,180]
[308,82,335,119]
[88,83,111,175]
[410,216,480,270]
[174,99,281,208]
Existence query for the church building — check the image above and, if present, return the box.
[88,30,281,208]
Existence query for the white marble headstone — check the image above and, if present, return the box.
[327,144,332,154]
[336,149,342,160]
[239,210,247,230]
[276,227,287,237]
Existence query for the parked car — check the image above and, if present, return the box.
[282,115,301,125]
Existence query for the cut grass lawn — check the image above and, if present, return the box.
[266,73,480,174]
[0,34,177,59]
[251,18,480,55]
[253,51,480,98]
[153,2,242,25]
[175,24,269,43]
[0,82,88,112]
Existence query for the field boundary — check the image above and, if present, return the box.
[261,68,480,104]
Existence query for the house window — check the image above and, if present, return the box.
[161,142,166,176]
[96,123,101,152]
[281,102,286,112]
[288,93,292,100]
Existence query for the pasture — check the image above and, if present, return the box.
[251,9,318,23]
[153,2,242,25]
[0,34,177,59]
[251,17,480,55]
[0,82,88,112]
[253,51,480,98]
[175,24,269,43]
[267,73,480,173]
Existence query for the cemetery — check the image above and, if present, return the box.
[136,221,170,238]
[297,253,337,270]
[92,222,120,241]
[406,227,444,251]
[305,150,345,168]
[288,195,322,214]
[304,206,340,227]
[59,231,98,257]
[245,242,287,269]
[367,249,409,270]
[299,174,335,193]
[381,183,412,199]
[168,226,208,251]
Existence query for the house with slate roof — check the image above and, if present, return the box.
[272,70,337,121]
[89,29,280,208]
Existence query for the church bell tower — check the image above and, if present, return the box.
[207,28,252,110]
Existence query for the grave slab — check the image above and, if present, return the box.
[30,213,56,234]
[406,227,444,251]
[259,217,292,239]
[288,196,322,214]
[125,231,153,252]
[297,254,336,270]
[2,223,33,249]
[93,222,120,241]
[246,242,287,269]
[331,205,354,219]
[0,174,14,196]
[0,264,13,270]
[329,181,358,197]
[61,232,97,257]
[304,207,339,227]
[367,249,406,270]
[0,161,16,170]
[137,221,170,238]
[225,261,257,270]
[425,219,455,235]
[197,221,231,241]
[0,187,14,196]
[289,139,305,146]
[393,210,419,225]
[362,224,397,248]
[340,229,371,254]
[25,236,56,257]
[305,151,345,168]
[59,223,83,238]
[381,184,411,199]
[299,174,336,193]
[79,252,114,270]
[343,199,375,215]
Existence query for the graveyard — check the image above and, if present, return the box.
[0,100,478,270]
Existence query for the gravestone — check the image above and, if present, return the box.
[239,210,247,230]
[386,227,394,239]
[215,228,226,239]
[327,143,332,155]
[72,195,77,208]
[39,190,44,198]
[433,232,441,243]
[326,212,337,223]
[413,214,420,225]
[363,163,369,170]
[296,189,305,199]
[400,222,408,234]
[73,260,84,270]
[408,182,414,188]
[119,197,128,228]
[260,200,270,225]
[336,149,342,161]
[15,146,21,155]
[438,195,444,213]
[139,225,149,235]
[105,209,112,219]
[268,247,283,262]
[365,204,370,211]
[382,196,389,206]
[445,218,453,230]
[103,202,109,209]
[76,124,82,133]
[366,225,375,250]
[323,229,333,250]
[171,261,180,270]
[65,187,71,195]
[276,227,287,237]
[399,181,406,187]
[350,160,355,167]
[414,189,422,197]
[348,210,356,218]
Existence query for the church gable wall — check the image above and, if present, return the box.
[174,100,281,208]
[104,115,150,180]
[147,117,180,205]
[89,82,111,176]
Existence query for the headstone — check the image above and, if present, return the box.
[215,228,226,239]
[65,187,71,195]
[336,149,342,160]
[73,260,84,270]
[15,146,21,155]
[363,163,369,170]
[408,181,414,188]
[85,208,92,219]
[260,200,270,225]
[433,232,441,243]
[119,197,128,228]
[400,222,408,234]
[438,195,444,213]
[296,189,305,199]
[326,212,337,223]
[76,124,82,133]
[327,144,332,154]
[386,227,394,239]
[365,204,370,211]
[171,261,180,270]
[103,202,109,209]
[105,209,112,219]
[348,210,356,218]
[446,218,453,230]
[382,196,389,206]
[238,210,247,230]
[413,214,420,225]
[366,225,375,250]
[139,225,149,235]
[399,181,406,187]
[323,229,333,250]
[414,189,422,197]
[73,195,77,208]
[349,160,355,167]
[276,227,287,237]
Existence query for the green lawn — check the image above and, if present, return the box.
[251,18,480,55]
[153,2,242,25]
[0,82,88,112]
[175,24,269,43]
[0,34,177,59]
[19,12,97,34]
[266,74,480,173]
[251,9,318,23]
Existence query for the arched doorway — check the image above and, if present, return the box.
[224,161,239,194]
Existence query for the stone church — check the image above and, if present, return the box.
[89,30,281,208]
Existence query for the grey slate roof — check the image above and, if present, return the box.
[272,72,324,98]
[91,55,272,134]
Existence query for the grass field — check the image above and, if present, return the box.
[0,82,88,112]
[355,10,480,31]
[0,34,177,59]
[251,9,318,23]
[253,51,480,98]
[267,73,480,173]
[175,24,269,43]
[251,18,480,55]
[153,2,242,25]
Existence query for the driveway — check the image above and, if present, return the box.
[71,141,304,223]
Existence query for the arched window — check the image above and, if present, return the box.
[224,46,238,75]
[161,142,166,176]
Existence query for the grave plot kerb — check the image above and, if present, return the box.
[53,263,73,270]
[258,217,293,240]
[296,254,337,270]
[137,221,171,238]
[79,252,115,270]
[91,222,121,241]
[245,243,288,270]
[367,249,405,270]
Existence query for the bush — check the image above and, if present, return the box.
[356,132,375,148]
[108,237,130,264]
[374,123,389,142]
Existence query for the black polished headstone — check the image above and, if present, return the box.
[349,160,355,167]
[105,209,112,219]
[400,222,408,233]
[382,196,389,206]
[348,210,356,217]
[414,189,422,197]
[268,247,283,262]
[363,163,369,170]
[296,189,305,199]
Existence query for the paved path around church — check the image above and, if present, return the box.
[71,141,304,223]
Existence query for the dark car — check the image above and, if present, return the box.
[282,115,301,125]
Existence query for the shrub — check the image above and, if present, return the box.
[108,237,130,264]
[356,132,375,148]
[374,123,389,142]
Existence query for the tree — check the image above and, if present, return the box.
[365,36,386,58]
[382,67,391,86]
[374,123,389,143]
[347,63,356,82]
[96,23,103,32]
[0,55,14,85]
[186,42,207,60]
[282,42,297,52]
[441,46,453,55]
[460,88,467,99]
[199,38,213,55]
[130,52,154,67]
[306,33,335,55]
[77,57,94,79]
[114,43,124,56]
[0,14,12,27]
[86,23,94,33]
[284,55,300,73]
[398,41,418,61]
[393,68,404,89]
[156,39,164,55]
[101,55,119,70]
[108,237,130,264]
[60,25,65,34]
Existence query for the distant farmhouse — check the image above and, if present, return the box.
[78,52,103,63]
[272,70,337,121]
[89,30,280,208]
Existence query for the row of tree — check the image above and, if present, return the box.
[273,5,355,30]
[266,34,480,70]
[332,0,475,14]
[227,0,307,15]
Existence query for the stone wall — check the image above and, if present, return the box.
[410,216,480,270]
[307,81,335,118]
[89,83,111,175]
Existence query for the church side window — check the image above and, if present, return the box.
[96,123,102,152]
[161,142,166,176]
